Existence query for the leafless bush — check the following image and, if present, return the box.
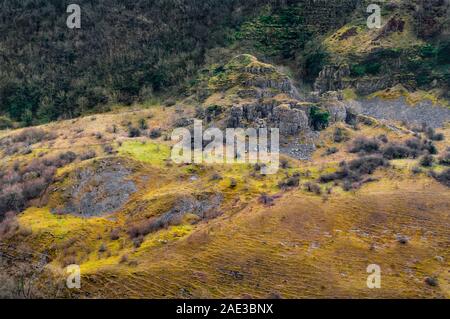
[304,182,322,195]
[382,143,414,159]
[0,212,19,238]
[80,150,96,160]
[348,155,388,175]
[22,178,47,200]
[110,228,120,240]
[59,151,77,164]
[11,128,56,145]
[258,193,274,205]
[438,151,450,166]
[432,169,450,187]
[419,154,434,167]
[149,128,162,139]
[323,147,338,156]
[210,173,222,181]
[0,185,25,214]
[128,126,141,137]
[278,174,300,189]
[280,158,290,169]
[349,137,380,154]
[425,127,445,141]
[333,127,349,143]
[103,145,114,155]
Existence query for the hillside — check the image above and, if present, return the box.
[1,1,450,299]
[1,0,448,127]
[1,52,450,298]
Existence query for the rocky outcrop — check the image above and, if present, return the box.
[314,64,350,94]
[227,102,309,136]
[149,193,223,229]
[52,158,137,217]
[320,91,347,123]
[271,105,310,135]
[357,97,450,128]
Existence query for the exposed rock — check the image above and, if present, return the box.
[396,234,409,244]
[147,193,223,229]
[424,277,439,287]
[357,97,450,128]
[271,104,309,135]
[320,91,347,123]
[226,101,309,136]
[354,76,397,95]
[52,158,137,217]
[314,64,350,94]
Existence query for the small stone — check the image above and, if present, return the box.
[434,256,444,263]
[424,277,438,287]
[396,235,409,244]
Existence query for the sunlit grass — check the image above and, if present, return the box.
[118,140,171,166]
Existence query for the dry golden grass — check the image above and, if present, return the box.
[2,104,449,299]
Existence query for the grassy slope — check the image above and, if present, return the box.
[1,103,448,298]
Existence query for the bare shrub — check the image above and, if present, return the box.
[258,193,274,205]
[149,128,161,139]
[425,127,445,141]
[438,152,450,166]
[80,150,96,160]
[128,126,141,137]
[280,158,290,169]
[0,184,25,214]
[323,147,338,156]
[349,137,380,154]
[419,154,434,167]
[278,175,300,189]
[110,228,120,240]
[0,212,19,238]
[382,143,413,159]
[348,155,388,175]
[103,145,114,155]
[138,118,148,130]
[333,127,349,143]
[377,134,388,143]
[433,169,450,187]
[304,182,322,195]
[22,178,47,200]
[59,151,77,165]
[11,128,56,145]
